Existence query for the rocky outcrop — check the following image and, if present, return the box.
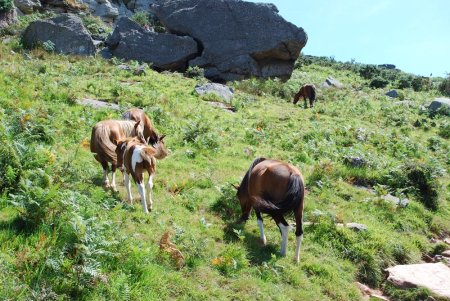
[0,7,17,29]
[151,0,307,81]
[80,0,119,22]
[385,89,399,98]
[14,0,41,13]
[428,98,450,114]
[386,263,450,299]
[22,14,96,56]
[323,76,344,89]
[106,17,198,71]
[195,83,234,102]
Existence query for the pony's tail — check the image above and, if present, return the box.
[254,173,304,214]
[90,124,117,162]
[310,85,316,102]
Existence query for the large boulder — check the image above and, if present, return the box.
[0,6,17,29]
[151,0,307,81]
[14,0,41,14]
[105,17,199,71]
[386,263,450,299]
[21,14,96,55]
[428,98,450,114]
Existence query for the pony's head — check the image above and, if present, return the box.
[152,134,168,160]
[232,183,251,223]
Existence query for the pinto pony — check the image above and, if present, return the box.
[234,158,306,262]
[115,136,168,213]
[293,84,316,108]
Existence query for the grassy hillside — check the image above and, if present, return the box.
[0,36,449,301]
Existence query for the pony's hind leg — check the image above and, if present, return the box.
[136,175,149,214]
[274,215,290,257]
[294,207,305,263]
[97,158,110,188]
[255,211,267,245]
[124,173,133,203]
[110,163,118,191]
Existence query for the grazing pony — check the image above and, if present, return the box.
[115,136,168,213]
[234,158,306,262]
[123,108,159,146]
[293,84,316,108]
[90,120,144,190]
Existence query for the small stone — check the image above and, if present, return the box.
[346,223,368,232]
[382,194,409,207]
[117,64,131,71]
[195,83,234,102]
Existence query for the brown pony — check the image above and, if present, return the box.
[90,120,144,190]
[293,84,316,108]
[234,157,306,263]
[115,136,168,213]
[123,108,159,146]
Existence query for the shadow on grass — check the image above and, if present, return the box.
[211,185,280,265]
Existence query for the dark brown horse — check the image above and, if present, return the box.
[293,84,316,108]
[116,136,168,213]
[234,157,306,262]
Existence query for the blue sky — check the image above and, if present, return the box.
[249,0,450,77]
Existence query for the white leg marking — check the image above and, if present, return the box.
[131,146,144,173]
[137,180,148,214]
[295,234,303,263]
[103,169,110,187]
[147,174,154,211]
[111,170,117,191]
[257,219,267,245]
[278,223,290,257]
[124,173,132,203]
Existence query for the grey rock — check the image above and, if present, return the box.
[442,250,450,258]
[378,64,396,70]
[106,17,198,71]
[323,76,344,89]
[195,83,234,102]
[346,223,368,232]
[21,14,96,56]
[151,0,307,81]
[385,89,399,98]
[382,194,409,208]
[386,263,450,299]
[117,64,131,70]
[78,0,120,21]
[343,156,367,168]
[133,65,146,76]
[99,47,113,59]
[14,0,41,14]
[393,100,415,107]
[76,98,120,110]
[428,98,450,112]
[0,7,17,29]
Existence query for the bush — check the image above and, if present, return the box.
[81,14,110,40]
[386,163,440,210]
[184,66,204,79]
[0,0,12,11]
[0,139,21,192]
[359,65,380,80]
[369,77,389,89]
[397,75,412,89]
[438,74,450,96]
[131,11,150,27]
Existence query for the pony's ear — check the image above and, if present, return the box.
[159,134,166,141]
[146,136,151,145]
[231,183,240,190]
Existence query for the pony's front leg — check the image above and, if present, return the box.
[136,176,149,214]
[146,174,154,211]
[124,173,133,203]
[255,211,267,245]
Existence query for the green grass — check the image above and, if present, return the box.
[0,34,449,301]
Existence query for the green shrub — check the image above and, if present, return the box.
[397,75,413,89]
[359,65,380,80]
[369,77,389,89]
[81,14,111,39]
[386,163,440,210]
[438,74,450,96]
[211,244,249,277]
[131,11,150,27]
[184,66,204,79]
[0,0,12,11]
[0,139,21,192]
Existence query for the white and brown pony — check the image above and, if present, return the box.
[293,84,316,108]
[234,157,306,262]
[115,136,168,213]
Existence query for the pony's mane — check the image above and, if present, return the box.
[238,157,266,196]
[117,120,140,137]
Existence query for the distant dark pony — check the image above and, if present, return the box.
[293,84,316,108]
[234,158,306,262]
